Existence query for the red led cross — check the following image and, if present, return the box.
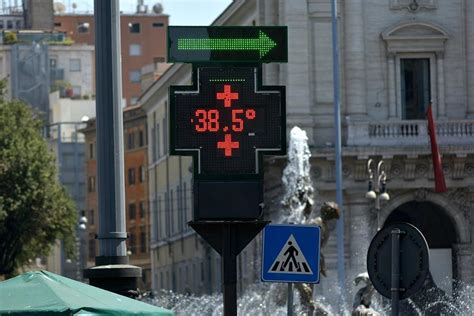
[217,133,239,157]
[216,84,239,107]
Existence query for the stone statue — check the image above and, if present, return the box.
[304,201,340,277]
[352,272,379,316]
[294,201,341,315]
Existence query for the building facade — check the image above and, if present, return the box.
[260,0,474,299]
[140,0,260,295]
[82,105,153,290]
[53,9,168,106]
[140,0,474,301]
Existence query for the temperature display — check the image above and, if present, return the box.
[170,67,285,177]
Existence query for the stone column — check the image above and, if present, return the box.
[453,243,472,284]
[344,0,367,119]
[466,0,474,118]
[436,52,447,118]
[387,53,397,119]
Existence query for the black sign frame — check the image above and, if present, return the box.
[168,26,288,63]
[169,63,286,181]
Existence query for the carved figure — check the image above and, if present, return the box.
[352,272,379,316]
[293,201,340,315]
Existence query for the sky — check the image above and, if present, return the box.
[68,0,233,25]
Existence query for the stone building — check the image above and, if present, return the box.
[140,0,474,299]
[54,5,168,107]
[81,105,153,290]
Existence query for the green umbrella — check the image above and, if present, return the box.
[0,270,173,315]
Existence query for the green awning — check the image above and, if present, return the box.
[0,270,173,315]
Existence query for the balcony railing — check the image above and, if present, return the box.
[347,119,474,146]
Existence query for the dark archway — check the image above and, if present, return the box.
[384,200,458,310]
[384,200,457,248]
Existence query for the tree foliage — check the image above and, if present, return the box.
[0,99,76,277]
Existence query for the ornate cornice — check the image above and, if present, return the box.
[389,0,438,13]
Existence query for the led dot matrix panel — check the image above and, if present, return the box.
[168,26,288,63]
[170,67,285,178]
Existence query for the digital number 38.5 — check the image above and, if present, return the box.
[193,108,256,133]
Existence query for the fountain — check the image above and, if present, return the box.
[142,126,473,315]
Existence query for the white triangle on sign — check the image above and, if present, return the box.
[268,234,313,275]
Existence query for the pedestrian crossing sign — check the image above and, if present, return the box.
[261,224,321,283]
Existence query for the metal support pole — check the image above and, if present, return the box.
[94,0,126,259]
[222,224,237,316]
[391,228,401,316]
[287,283,294,316]
[84,0,141,296]
[331,0,346,299]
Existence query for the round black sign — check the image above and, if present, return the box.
[367,222,429,299]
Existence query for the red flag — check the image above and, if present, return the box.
[427,104,447,193]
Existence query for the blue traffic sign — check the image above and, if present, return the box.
[261,224,321,283]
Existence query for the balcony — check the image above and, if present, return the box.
[347,119,474,146]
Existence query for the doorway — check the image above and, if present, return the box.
[384,200,456,294]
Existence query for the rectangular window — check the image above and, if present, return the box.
[129,23,140,33]
[89,209,95,225]
[77,22,90,33]
[152,22,164,28]
[156,123,160,158]
[129,44,141,56]
[54,22,61,27]
[89,143,94,159]
[128,168,136,185]
[401,58,430,120]
[7,20,12,29]
[0,21,5,29]
[130,70,141,83]
[88,237,96,259]
[139,165,145,183]
[157,196,161,239]
[165,192,170,237]
[88,176,95,192]
[151,126,156,161]
[69,59,81,72]
[170,190,174,234]
[183,182,187,224]
[139,201,145,218]
[129,233,136,254]
[128,132,135,150]
[177,185,182,230]
[15,20,21,29]
[162,117,167,155]
[140,231,146,253]
[129,203,136,220]
[139,130,144,147]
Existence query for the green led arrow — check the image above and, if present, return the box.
[177,30,277,58]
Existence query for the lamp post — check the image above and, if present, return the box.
[366,159,390,230]
[77,212,88,281]
[44,118,89,280]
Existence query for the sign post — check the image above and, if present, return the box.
[367,222,430,316]
[168,26,287,315]
[261,224,321,316]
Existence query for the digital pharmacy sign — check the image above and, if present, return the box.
[168,26,288,63]
[170,67,285,178]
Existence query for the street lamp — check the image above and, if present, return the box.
[366,159,390,230]
[77,211,88,281]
